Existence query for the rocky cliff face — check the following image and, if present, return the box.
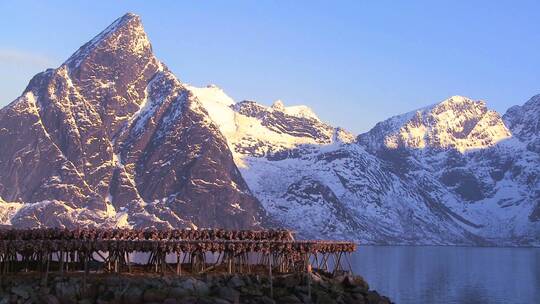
[0,13,266,229]
[504,94,540,151]
[503,94,540,221]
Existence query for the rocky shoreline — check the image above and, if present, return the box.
[0,272,392,304]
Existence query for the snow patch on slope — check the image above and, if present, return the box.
[271,99,320,121]
[0,198,23,225]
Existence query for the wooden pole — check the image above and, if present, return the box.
[176,253,181,275]
[59,251,64,275]
[345,252,354,274]
[83,252,88,295]
[42,252,50,287]
[307,255,312,300]
[269,254,273,299]
[126,252,132,273]
[228,254,232,274]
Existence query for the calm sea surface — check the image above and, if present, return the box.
[349,246,540,304]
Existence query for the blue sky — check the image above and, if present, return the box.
[1,1,539,133]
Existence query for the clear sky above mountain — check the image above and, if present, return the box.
[1,0,539,133]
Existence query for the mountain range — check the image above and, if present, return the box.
[0,13,538,246]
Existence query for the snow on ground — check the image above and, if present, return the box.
[0,198,23,225]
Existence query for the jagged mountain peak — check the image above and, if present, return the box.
[65,12,150,70]
[504,94,540,143]
[359,95,511,153]
[431,95,487,116]
[269,99,319,121]
[440,95,478,105]
[271,99,285,110]
[42,13,165,135]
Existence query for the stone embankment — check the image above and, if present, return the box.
[0,272,392,304]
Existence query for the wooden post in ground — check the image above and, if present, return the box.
[306,256,312,300]
[176,253,181,275]
[269,254,273,299]
[160,251,166,275]
[42,252,50,287]
[59,251,64,275]
[345,252,354,274]
[333,252,342,275]
[126,252,132,273]
[82,252,88,295]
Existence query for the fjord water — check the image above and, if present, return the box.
[350,246,540,304]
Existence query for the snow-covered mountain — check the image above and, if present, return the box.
[359,96,540,245]
[0,13,266,229]
[187,87,492,245]
[0,13,538,245]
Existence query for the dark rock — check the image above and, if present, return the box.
[0,273,391,304]
[256,296,275,304]
[277,295,303,304]
[192,280,210,296]
[143,288,168,302]
[440,168,485,201]
[42,295,61,304]
[293,285,309,295]
[55,281,80,304]
[175,296,198,304]
[352,293,367,303]
[365,290,390,304]
[122,286,144,304]
[227,275,245,289]
[10,286,30,299]
[343,293,363,304]
[169,287,191,299]
[296,292,313,304]
[314,290,335,304]
[96,288,115,302]
[280,274,301,289]
[239,285,263,297]
[342,275,369,291]
[215,286,239,303]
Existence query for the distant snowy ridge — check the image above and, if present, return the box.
[186,84,353,163]
[188,85,540,245]
[359,96,512,153]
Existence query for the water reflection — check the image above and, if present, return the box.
[350,246,540,304]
